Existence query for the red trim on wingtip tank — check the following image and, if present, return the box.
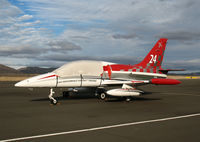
[151,78,181,85]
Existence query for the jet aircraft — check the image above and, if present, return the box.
[15,38,182,104]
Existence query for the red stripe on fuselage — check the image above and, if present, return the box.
[38,75,58,80]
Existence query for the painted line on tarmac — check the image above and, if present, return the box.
[1,113,200,142]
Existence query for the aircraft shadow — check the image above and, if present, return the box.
[31,95,161,102]
[105,97,161,102]
[142,91,154,95]
[30,95,96,102]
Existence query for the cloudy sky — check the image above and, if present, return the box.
[0,0,200,71]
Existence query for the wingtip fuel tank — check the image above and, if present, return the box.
[151,78,181,85]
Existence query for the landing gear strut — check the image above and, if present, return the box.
[49,88,58,105]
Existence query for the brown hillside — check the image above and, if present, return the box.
[0,64,21,74]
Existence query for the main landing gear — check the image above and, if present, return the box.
[99,92,107,100]
[95,89,108,100]
[95,89,133,102]
[125,97,132,102]
[49,88,58,105]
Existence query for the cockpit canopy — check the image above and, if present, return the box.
[53,60,113,77]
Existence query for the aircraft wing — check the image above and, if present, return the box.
[101,79,149,86]
[101,78,181,86]
[130,72,167,79]
[159,69,185,74]
[101,78,181,99]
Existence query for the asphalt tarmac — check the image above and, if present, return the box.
[0,80,200,142]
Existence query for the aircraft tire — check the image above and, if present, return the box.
[125,97,131,102]
[100,92,107,100]
[50,99,58,105]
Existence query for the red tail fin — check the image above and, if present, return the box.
[138,38,168,68]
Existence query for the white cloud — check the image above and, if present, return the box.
[18,14,33,21]
[0,0,81,62]
[0,0,200,70]
[47,39,81,51]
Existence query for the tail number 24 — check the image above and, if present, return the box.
[149,55,157,63]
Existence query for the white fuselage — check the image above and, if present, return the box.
[15,71,166,88]
[15,60,167,97]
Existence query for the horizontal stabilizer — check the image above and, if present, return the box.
[159,69,185,74]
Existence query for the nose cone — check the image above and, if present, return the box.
[14,72,57,87]
[15,80,28,87]
[15,82,20,87]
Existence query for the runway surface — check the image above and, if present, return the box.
[0,80,200,142]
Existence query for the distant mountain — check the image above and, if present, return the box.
[169,72,200,76]
[191,72,200,76]
[0,64,21,74]
[0,64,57,75]
[18,67,57,74]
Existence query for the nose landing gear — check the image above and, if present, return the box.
[49,88,58,105]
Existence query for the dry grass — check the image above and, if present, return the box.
[167,75,200,79]
[0,76,29,81]
[0,74,37,81]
